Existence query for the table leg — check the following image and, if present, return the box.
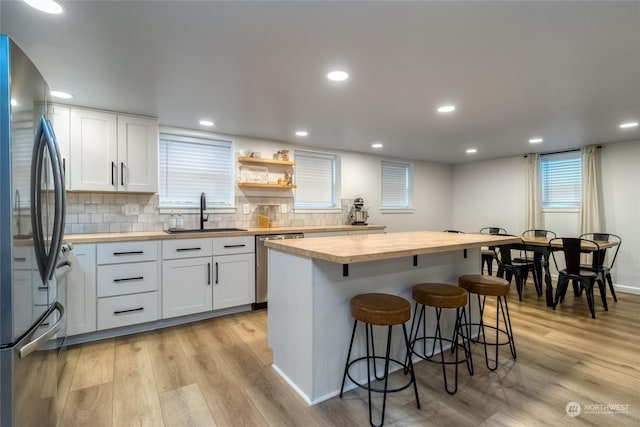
[543,251,553,307]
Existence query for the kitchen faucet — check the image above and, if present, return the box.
[200,192,208,230]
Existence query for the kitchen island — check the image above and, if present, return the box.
[265,231,520,404]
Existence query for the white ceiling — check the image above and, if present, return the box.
[2,0,639,164]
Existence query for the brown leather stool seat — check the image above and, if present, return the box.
[413,283,467,309]
[350,293,411,326]
[340,293,420,426]
[459,274,510,297]
[408,283,473,394]
[457,274,516,372]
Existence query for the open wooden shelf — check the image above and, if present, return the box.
[238,182,297,189]
[237,157,296,166]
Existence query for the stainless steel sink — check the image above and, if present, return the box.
[165,227,247,234]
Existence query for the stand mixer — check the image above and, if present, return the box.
[349,197,369,225]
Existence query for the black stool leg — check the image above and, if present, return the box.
[498,296,516,359]
[366,325,392,427]
[402,323,421,410]
[459,307,474,376]
[340,319,358,398]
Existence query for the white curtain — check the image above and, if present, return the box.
[525,154,542,230]
[580,145,603,234]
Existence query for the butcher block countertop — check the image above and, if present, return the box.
[264,230,521,264]
[64,224,386,244]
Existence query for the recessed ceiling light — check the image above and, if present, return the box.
[529,138,543,143]
[437,105,456,113]
[466,148,477,154]
[619,121,638,129]
[327,70,349,81]
[50,90,73,99]
[10,99,17,106]
[199,120,214,127]
[371,143,383,149]
[295,130,308,137]
[23,0,63,14]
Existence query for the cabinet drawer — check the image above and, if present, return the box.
[212,236,254,255]
[97,241,158,264]
[97,261,158,297]
[162,238,213,259]
[13,246,34,270]
[97,292,158,330]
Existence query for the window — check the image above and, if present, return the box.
[159,131,234,208]
[541,151,582,209]
[294,150,339,209]
[381,160,411,209]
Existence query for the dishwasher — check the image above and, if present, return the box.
[253,233,304,309]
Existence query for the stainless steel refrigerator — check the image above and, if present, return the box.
[0,35,69,427]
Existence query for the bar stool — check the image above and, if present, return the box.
[340,293,420,427]
[458,275,516,371]
[407,283,473,394]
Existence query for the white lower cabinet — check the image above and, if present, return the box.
[162,257,213,319]
[161,236,255,318]
[213,253,255,310]
[66,244,97,336]
[96,241,159,331]
[97,291,158,330]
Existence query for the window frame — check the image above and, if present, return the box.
[380,159,414,213]
[540,151,582,212]
[293,149,341,212]
[158,127,235,213]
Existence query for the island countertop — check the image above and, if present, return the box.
[264,230,521,264]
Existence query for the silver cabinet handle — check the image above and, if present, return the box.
[19,302,65,359]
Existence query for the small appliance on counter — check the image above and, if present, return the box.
[349,197,369,225]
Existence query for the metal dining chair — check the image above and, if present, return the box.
[578,233,621,303]
[549,237,607,319]
[495,238,541,301]
[479,227,507,275]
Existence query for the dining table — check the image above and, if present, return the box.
[517,236,619,307]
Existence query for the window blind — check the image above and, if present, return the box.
[159,133,233,207]
[381,160,410,209]
[541,152,582,209]
[294,150,337,208]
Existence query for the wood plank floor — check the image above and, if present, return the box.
[57,287,640,426]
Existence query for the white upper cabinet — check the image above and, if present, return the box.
[50,105,71,190]
[69,107,158,192]
[117,115,158,192]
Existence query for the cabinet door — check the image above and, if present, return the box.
[213,253,255,310]
[117,115,158,193]
[70,108,118,191]
[66,244,97,336]
[50,105,70,190]
[162,257,213,319]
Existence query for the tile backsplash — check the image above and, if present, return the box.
[63,192,353,234]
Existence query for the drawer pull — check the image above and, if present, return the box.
[215,262,219,284]
[114,307,144,315]
[207,262,211,285]
[113,276,144,283]
[176,247,201,252]
[223,244,246,248]
[14,257,27,262]
[113,251,144,256]
[38,286,48,291]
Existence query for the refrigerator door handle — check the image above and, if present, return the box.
[42,117,66,281]
[18,301,65,359]
[31,120,47,282]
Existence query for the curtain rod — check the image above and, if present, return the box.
[523,145,601,158]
